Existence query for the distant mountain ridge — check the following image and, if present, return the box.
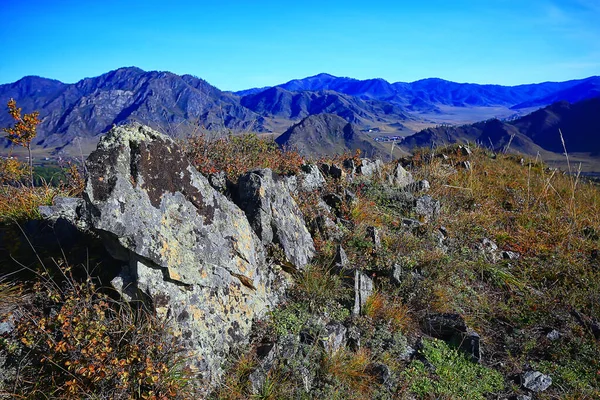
[237,73,600,110]
[1,67,600,156]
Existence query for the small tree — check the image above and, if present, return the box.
[2,98,40,186]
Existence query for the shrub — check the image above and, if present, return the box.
[3,269,193,399]
[185,133,303,182]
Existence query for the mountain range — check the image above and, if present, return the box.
[1,67,599,159]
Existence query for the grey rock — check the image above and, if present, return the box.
[521,371,552,392]
[343,158,356,173]
[353,270,374,315]
[404,179,430,193]
[415,195,440,222]
[369,362,393,387]
[546,329,561,341]
[389,161,414,188]
[400,345,417,361]
[333,245,350,272]
[402,218,422,229]
[459,145,472,156]
[321,322,347,353]
[516,395,532,400]
[479,238,501,262]
[502,250,520,260]
[460,160,472,171]
[462,330,482,363]
[299,164,326,192]
[321,163,344,179]
[208,171,228,194]
[366,226,382,249]
[344,189,358,206]
[83,123,286,390]
[39,197,89,231]
[357,158,383,177]
[347,325,361,350]
[237,168,315,269]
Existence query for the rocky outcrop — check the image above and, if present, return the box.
[236,169,315,269]
[68,123,304,391]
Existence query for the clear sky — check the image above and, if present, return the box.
[1,0,599,90]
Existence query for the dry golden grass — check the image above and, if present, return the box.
[0,184,60,222]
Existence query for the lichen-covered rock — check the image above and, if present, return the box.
[83,123,286,390]
[357,158,383,177]
[388,161,414,188]
[236,169,315,269]
[298,164,326,192]
[353,270,374,315]
[521,371,552,392]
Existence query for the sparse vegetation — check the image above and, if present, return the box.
[2,135,600,399]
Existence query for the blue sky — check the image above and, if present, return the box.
[1,0,599,90]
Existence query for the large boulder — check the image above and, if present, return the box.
[236,169,315,269]
[82,123,287,390]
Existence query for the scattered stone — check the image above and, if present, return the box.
[320,323,347,353]
[414,195,440,222]
[521,371,552,392]
[321,163,345,179]
[353,271,374,315]
[479,238,501,262]
[546,329,561,341]
[462,330,482,363]
[389,161,414,188]
[299,164,326,192]
[404,179,430,193]
[347,325,361,350]
[342,158,356,173]
[516,395,532,400]
[357,158,383,177]
[369,362,393,387]
[237,168,315,269]
[333,245,350,272]
[436,153,450,161]
[366,226,382,249]
[459,160,472,171]
[502,250,520,260]
[401,218,422,229]
[459,145,472,156]
[344,189,358,206]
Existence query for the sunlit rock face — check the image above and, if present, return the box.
[83,123,293,390]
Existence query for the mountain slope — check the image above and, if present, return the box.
[240,86,411,125]
[402,97,600,157]
[0,67,266,152]
[275,113,389,159]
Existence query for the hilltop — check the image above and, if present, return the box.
[1,124,599,398]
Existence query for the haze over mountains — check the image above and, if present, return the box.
[1,67,599,164]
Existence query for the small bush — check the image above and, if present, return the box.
[3,270,193,399]
[185,133,303,182]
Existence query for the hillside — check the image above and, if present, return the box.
[402,97,600,167]
[1,126,600,399]
[275,113,392,159]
